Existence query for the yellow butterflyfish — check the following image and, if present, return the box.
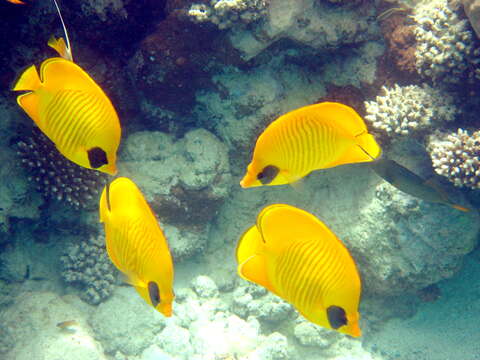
[12,0,120,175]
[240,102,381,188]
[99,177,175,317]
[236,204,362,337]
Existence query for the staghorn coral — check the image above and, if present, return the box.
[188,0,269,29]
[364,84,457,138]
[16,129,107,210]
[427,128,480,189]
[61,235,117,305]
[413,0,480,84]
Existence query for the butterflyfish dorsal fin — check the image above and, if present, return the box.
[256,204,331,255]
[48,36,72,61]
[51,0,73,61]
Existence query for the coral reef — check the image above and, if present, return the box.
[364,84,457,138]
[227,0,379,60]
[120,129,232,231]
[413,0,480,84]
[163,224,208,261]
[60,235,117,305]
[16,129,107,210]
[231,285,293,324]
[379,12,417,76]
[427,129,480,189]
[188,0,269,29]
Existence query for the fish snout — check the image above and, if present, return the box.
[347,321,362,337]
[158,302,173,317]
[103,163,118,176]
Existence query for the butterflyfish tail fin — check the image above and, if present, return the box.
[12,65,41,91]
[48,36,72,61]
[51,0,73,61]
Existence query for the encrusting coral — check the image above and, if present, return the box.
[427,129,480,189]
[188,0,269,29]
[364,84,457,138]
[413,0,480,84]
[16,129,107,210]
[60,235,117,305]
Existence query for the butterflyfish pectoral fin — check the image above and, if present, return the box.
[237,255,276,294]
[236,225,276,294]
[16,93,42,128]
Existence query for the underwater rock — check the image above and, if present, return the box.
[163,224,208,262]
[0,292,107,360]
[120,129,231,233]
[350,179,479,296]
[0,143,42,239]
[227,0,379,60]
[157,323,195,359]
[427,128,480,189]
[129,14,217,115]
[191,275,219,298]
[255,332,290,360]
[61,235,117,305]
[463,0,480,38]
[89,286,166,356]
[293,321,341,348]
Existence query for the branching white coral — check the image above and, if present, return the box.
[188,0,268,29]
[427,129,480,189]
[413,0,480,83]
[364,84,457,137]
[61,235,117,305]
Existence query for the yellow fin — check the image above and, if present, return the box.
[238,254,276,294]
[12,65,41,91]
[39,57,93,93]
[48,36,72,61]
[325,133,381,168]
[16,92,41,127]
[256,204,329,254]
[313,102,368,137]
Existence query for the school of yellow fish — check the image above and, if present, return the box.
[9,0,471,339]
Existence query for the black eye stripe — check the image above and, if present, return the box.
[327,305,347,329]
[257,165,279,184]
[148,281,160,307]
[87,147,108,169]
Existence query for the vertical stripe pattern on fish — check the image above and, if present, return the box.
[12,34,120,175]
[240,102,381,188]
[99,177,175,317]
[236,204,362,337]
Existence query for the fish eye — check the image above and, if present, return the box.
[327,305,347,329]
[148,281,161,307]
[87,147,108,169]
[257,165,279,185]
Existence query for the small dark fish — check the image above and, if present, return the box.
[369,158,469,212]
